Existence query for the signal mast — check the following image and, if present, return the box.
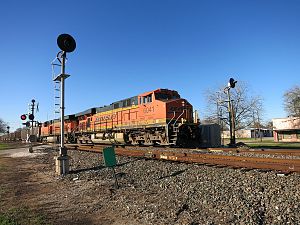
[224,78,237,147]
[53,34,76,175]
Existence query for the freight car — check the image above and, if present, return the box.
[40,88,201,147]
[0,127,39,142]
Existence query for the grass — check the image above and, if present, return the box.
[0,143,9,151]
[0,142,28,151]
[0,207,50,225]
[224,138,300,149]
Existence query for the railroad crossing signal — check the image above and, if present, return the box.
[22,122,30,127]
[28,114,35,121]
[21,114,27,120]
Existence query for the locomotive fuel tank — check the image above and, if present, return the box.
[91,133,125,144]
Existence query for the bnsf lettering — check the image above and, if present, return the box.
[96,114,117,121]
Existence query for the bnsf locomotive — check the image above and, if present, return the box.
[40,88,201,147]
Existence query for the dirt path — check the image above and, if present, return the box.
[0,147,138,225]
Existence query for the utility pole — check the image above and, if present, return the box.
[53,34,76,176]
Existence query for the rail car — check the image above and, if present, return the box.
[40,116,77,143]
[0,126,40,142]
[39,88,201,147]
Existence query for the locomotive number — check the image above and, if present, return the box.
[143,106,155,114]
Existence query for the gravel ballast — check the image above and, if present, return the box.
[55,149,300,225]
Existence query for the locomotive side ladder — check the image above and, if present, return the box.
[169,124,179,145]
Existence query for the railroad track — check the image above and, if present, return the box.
[210,147,300,156]
[66,144,300,174]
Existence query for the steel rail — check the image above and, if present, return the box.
[67,145,300,173]
[210,148,300,156]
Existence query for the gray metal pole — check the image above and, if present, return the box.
[231,99,236,145]
[60,52,66,155]
[226,88,236,146]
[227,88,233,146]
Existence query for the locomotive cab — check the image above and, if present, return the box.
[138,89,194,125]
[137,89,200,147]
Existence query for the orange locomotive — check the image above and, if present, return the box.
[40,88,201,147]
[40,115,77,143]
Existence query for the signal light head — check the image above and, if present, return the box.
[228,78,237,88]
[57,34,76,53]
[21,114,27,120]
[28,114,34,121]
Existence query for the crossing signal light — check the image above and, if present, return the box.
[228,78,237,88]
[29,114,35,121]
[21,114,27,120]
[22,122,30,127]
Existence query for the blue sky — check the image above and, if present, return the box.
[1,0,300,131]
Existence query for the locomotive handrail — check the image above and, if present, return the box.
[173,110,185,127]
[167,111,176,126]
[166,111,176,139]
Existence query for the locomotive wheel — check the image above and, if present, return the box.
[158,131,169,145]
[144,138,153,145]
[143,133,153,146]
[131,140,139,145]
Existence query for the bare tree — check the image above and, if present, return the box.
[0,118,8,134]
[264,120,273,129]
[204,81,264,131]
[283,85,300,117]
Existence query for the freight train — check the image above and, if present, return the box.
[1,88,203,147]
[41,88,201,147]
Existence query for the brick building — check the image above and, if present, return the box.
[222,128,273,139]
[272,117,300,142]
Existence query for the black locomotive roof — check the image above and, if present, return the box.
[75,108,96,117]
[44,114,75,124]
[96,96,138,113]
[64,114,75,120]
[96,104,113,113]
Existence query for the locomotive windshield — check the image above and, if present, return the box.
[155,92,180,101]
